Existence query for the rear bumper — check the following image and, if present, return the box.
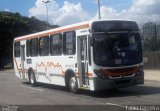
[92,72,144,91]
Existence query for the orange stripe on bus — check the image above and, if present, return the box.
[100,66,140,77]
[35,62,65,75]
[87,73,92,77]
[14,57,20,70]
[14,23,89,42]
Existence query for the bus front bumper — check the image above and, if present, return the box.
[92,72,144,91]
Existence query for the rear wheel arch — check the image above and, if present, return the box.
[28,68,33,79]
[28,68,37,86]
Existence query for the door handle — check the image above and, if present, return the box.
[69,56,73,58]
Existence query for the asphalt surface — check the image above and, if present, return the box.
[0,69,160,111]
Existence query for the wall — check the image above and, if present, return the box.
[143,51,160,69]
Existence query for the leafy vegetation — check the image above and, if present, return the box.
[0,11,59,69]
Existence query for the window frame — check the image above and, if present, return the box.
[26,39,30,57]
[63,31,76,55]
[39,36,49,56]
[50,33,63,56]
[30,38,38,57]
[14,42,20,57]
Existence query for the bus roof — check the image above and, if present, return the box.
[14,19,136,42]
[14,21,90,42]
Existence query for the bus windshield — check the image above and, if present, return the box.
[93,32,143,67]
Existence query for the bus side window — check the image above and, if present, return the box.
[14,42,20,57]
[39,36,49,56]
[50,34,62,56]
[26,40,30,57]
[63,31,76,55]
[30,38,38,57]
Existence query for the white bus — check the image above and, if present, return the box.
[13,20,144,93]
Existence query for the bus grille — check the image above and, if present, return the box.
[100,66,140,77]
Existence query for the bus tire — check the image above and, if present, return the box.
[29,70,37,86]
[69,75,79,93]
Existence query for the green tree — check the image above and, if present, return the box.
[0,11,59,69]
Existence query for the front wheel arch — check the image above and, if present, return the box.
[65,69,79,93]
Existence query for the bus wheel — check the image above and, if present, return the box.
[29,70,37,86]
[69,75,79,93]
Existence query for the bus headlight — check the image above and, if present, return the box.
[136,65,144,76]
[94,70,109,79]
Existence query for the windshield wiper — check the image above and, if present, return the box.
[92,32,107,34]
[107,31,129,33]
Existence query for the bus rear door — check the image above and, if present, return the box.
[20,44,25,79]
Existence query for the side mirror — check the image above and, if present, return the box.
[89,37,95,46]
[128,31,133,37]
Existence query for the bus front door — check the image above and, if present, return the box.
[20,45,25,79]
[77,36,89,87]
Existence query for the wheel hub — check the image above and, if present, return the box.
[70,77,76,88]
[30,73,34,84]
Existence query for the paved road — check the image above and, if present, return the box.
[0,69,160,111]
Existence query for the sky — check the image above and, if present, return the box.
[0,0,160,26]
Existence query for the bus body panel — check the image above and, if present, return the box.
[13,20,144,91]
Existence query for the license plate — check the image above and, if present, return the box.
[115,59,122,64]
